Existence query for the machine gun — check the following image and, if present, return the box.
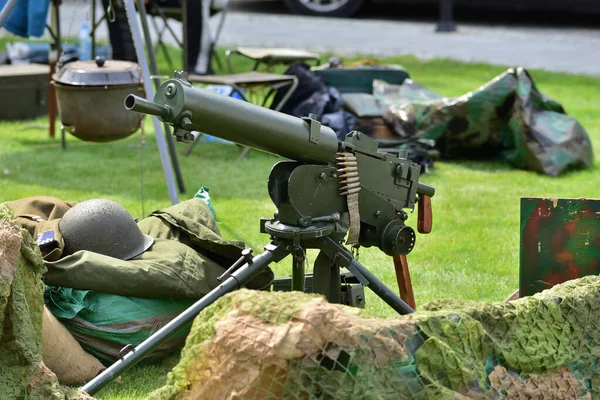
[81,71,435,395]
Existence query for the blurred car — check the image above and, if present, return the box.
[282,0,600,18]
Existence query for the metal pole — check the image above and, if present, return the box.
[0,0,19,30]
[436,0,457,33]
[91,0,96,59]
[80,242,289,395]
[48,0,61,139]
[136,0,186,194]
[123,0,179,205]
[182,0,188,71]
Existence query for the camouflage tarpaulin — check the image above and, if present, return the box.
[0,204,93,400]
[377,67,593,176]
[148,275,600,399]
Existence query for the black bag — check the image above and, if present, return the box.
[271,63,326,115]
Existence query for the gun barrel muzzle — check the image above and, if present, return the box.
[417,182,435,197]
[125,94,170,120]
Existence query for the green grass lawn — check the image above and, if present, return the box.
[1,41,599,398]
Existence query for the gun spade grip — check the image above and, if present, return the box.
[417,195,432,234]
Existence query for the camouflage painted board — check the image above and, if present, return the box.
[520,197,600,297]
[376,68,593,176]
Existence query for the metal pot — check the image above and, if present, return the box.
[52,57,144,142]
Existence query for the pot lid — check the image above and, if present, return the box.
[53,57,142,86]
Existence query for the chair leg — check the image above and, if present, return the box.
[237,147,251,161]
[272,78,299,112]
[61,126,67,150]
[212,50,224,72]
[211,9,227,72]
[160,41,174,71]
[183,133,203,156]
[148,16,174,71]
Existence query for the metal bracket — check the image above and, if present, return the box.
[217,248,254,282]
[173,70,192,87]
[302,113,321,144]
[119,344,135,359]
[318,238,369,286]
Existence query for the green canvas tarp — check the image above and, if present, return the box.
[375,67,593,176]
[44,285,196,364]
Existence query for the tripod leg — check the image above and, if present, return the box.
[318,237,414,315]
[313,251,341,304]
[81,241,290,396]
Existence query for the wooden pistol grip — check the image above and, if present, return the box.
[417,195,432,234]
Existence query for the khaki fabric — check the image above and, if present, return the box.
[5,196,77,261]
[43,238,227,299]
[137,198,244,262]
[8,196,272,297]
[138,199,278,289]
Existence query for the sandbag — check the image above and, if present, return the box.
[42,306,105,384]
[147,275,600,399]
[45,286,196,364]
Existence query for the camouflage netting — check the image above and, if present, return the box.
[148,275,600,399]
[0,204,94,400]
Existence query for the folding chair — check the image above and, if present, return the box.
[146,0,229,73]
[225,47,321,73]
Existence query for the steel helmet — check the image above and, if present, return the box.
[59,199,153,260]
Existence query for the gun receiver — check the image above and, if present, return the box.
[126,72,435,256]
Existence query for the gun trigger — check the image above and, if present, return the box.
[417,195,432,234]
